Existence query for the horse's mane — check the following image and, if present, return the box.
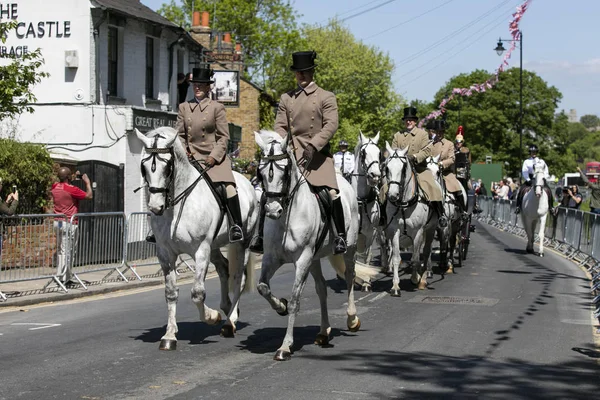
[258,130,285,144]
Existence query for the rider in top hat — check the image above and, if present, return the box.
[431,120,467,215]
[391,106,447,227]
[334,140,355,183]
[515,144,554,214]
[454,126,472,190]
[176,67,244,242]
[250,50,348,254]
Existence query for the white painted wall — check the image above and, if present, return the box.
[0,0,92,103]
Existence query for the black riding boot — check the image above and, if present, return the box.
[249,194,266,253]
[454,192,467,219]
[332,197,347,254]
[515,186,526,214]
[434,201,448,227]
[226,195,244,243]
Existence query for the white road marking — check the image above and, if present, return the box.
[368,292,388,303]
[357,293,374,302]
[11,323,61,330]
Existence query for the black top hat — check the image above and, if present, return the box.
[290,51,317,71]
[434,120,447,132]
[402,106,419,120]
[190,68,214,84]
[425,120,435,130]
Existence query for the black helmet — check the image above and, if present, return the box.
[529,144,538,153]
[339,140,349,147]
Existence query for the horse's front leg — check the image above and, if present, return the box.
[192,241,221,325]
[257,253,287,315]
[221,242,245,338]
[211,248,232,316]
[538,215,546,257]
[411,227,427,290]
[389,229,402,297]
[422,226,436,279]
[311,259,331,346]
[343,250,361,332]
[274,250,313,361]
[158,251,179,351]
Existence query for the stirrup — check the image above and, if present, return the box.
[333,236,347,254]
[515,207,521,214]
[229,225,244,243]
[145,234,156,243]
[249,236,264,253]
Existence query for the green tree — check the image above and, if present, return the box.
[303,21,404,150]
[0,139,54,213]
[432,68,561,177]
[580,114,600,130]
[0,21,49,120]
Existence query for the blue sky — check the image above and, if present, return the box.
[142,0,599,118]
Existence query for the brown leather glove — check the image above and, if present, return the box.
[302,144,316,163]
[205,156,216,167]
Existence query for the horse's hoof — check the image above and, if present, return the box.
[361,284,371,293]
[389,289,401,297]
[273,349,292,361]
[418,281,427,290]
[220,325,236,338]
[314,333,330,345]
[446,266,454,274]
[348,318,361,332]
[427,271,433,279]
[159,339,177,351]
[539,253,544,258]
[277,298,289,316]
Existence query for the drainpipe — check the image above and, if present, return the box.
[93,9,108,105]
[168,33,185,110]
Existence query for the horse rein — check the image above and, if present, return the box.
[259,142,307,211]
[353,140,380,180]
[386,151,418,209]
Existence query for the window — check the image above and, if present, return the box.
[145,37,154,99]
[107,27,118,96]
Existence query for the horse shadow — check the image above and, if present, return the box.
[237,326,349,355]
[132,320,250,345]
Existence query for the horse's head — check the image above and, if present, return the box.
[135,127,179,215]
[426,155,441,177]
[533,163,545,197]
[255,130,293,220]
[357,130,381,186]
[385,142,411,204]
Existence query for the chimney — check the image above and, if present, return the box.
[223,32,231,43]
[235,42,242,53]
[190,11,211,49]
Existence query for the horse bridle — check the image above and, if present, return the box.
[140,135,175,200]
[386,151,418,208]
[259,142,294,204]
[357,140,380,179]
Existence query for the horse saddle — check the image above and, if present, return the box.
[311,186,333,223]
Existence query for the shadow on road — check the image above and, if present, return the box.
[132,320,250,345]
[237,326,350,354]
[300,349,600,399]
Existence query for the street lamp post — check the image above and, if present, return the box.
[494,30,523,183]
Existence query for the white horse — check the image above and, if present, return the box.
[521,164,549,257]
[352,131,383,290]
[384,143,439,294]
[254,130,376,361]
[425,155,465,275]
[135,127,258,350]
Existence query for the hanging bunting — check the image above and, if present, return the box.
[419,0,533,127]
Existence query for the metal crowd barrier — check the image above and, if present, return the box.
[0,211,199,301]
[474,196,600,324]
[0,214,67,299]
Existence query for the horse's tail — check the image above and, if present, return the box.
[227,245,256,294]
[328,255,379,284]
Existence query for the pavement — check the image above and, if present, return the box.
[0,220,599,399]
